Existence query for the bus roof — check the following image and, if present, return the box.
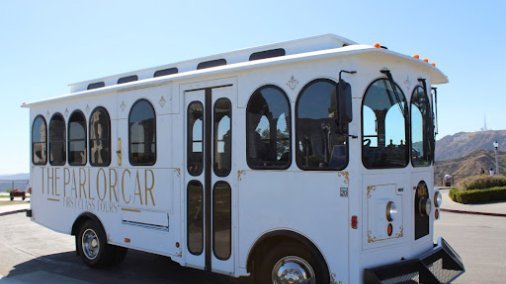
[23,34,447,108]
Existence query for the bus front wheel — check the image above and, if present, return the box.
[255,243,329,284]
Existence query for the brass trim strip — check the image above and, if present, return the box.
[121,207,141,213]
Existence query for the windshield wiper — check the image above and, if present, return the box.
[380,69,407,117]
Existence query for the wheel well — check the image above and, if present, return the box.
[71,212,104,236]
[246,230,329,275]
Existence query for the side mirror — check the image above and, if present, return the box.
[338,79,353,131]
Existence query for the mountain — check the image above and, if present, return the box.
[435,130,506,161]
[0,173,29,180]
[434,149,506,184]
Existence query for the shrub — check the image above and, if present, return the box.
[456,175,506,190]
[449,186,506,204]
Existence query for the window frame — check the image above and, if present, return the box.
[295,78,349,171]
[68,110,87,166]
[246,84,292,170]
[187,101,204,176]
[410,85,433,167]
[361,78,409,169]
[128,98,157,166]
[32,115,47,165]
[89,106,111,167]
[212,181,232,260]
[49,113,66,166]
[213,98,232,177]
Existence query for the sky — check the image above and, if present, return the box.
[1,0,505,175]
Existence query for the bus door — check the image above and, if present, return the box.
[183,81,236,275]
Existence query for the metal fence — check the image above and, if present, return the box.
[0,180,29,192]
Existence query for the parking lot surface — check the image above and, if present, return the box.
[1,210,505,283]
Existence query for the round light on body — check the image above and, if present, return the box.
[386,201,398,222]
[434,191,442,208]
[418,197,432,216]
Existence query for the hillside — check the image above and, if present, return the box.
[434,149,506,184]
[435,130,506,161]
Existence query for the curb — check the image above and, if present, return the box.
[440,208,506,217]
[0,209,28,217]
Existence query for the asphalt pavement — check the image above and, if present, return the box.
[0,191,505,283]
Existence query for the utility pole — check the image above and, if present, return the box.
[493,141,499,175]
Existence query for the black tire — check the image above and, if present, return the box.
[76,220,118,268]
[255,242,329,284]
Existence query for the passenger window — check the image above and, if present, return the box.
[213,181,231,260]
[362,78,408,168]
[213,99,231,177]
[246,85,291,169]
[89,107,111,167]
[187,102,204,176]
[296,79,348,170]
[411,86,432,167]
[68,110,87,166]
[49,113,66,166]
[129,99,156,166]
[32,115,47,165]
[187,181,203,255]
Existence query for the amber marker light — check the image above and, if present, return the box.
[413,54,420,59]
[423,58,429,63]
[374,43,381,48]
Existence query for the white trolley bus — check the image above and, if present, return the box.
[24,34,464,283]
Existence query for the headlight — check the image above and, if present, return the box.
[386,201,398,221]
[418,197,432,216]
[434,190,442,208]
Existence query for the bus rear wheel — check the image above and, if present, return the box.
[77,220,127,267]
[255,243,329,284]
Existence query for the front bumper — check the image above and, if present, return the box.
[364,237,465,284]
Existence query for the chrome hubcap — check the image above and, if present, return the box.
[82,228,100,260]
[272,256,316,284]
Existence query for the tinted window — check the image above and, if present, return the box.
[87,82,105,90]
[249,48,286,61]
[187,181,203,255]
[118,75,138,84]
[213,181,231,260]
[247,85,291,169]
[213,99,231,177]
[154,67,178,77]
[411,86,433,167]
[32,115,47,165]
[187,102,204,176]
[296,79,348,170]
[197,59,226,70]
[68,110,87,166]
[90,107,111,167]
[362,79,408,168]
[129,99,156,166]
[49,113,66,166]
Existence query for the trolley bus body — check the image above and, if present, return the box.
[25,34,464,283]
